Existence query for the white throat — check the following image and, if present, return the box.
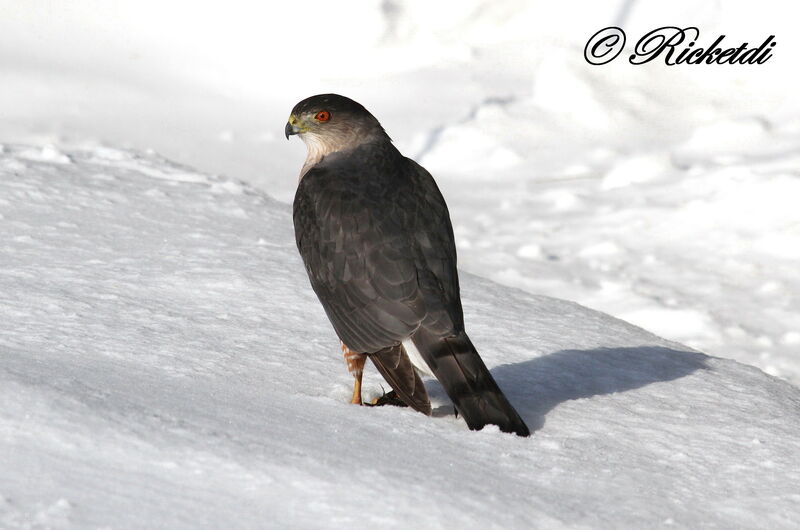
[298,129,381,180]
[299,134,329,180]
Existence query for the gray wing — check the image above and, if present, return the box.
[404,158,464,334]
[292,149,463,353]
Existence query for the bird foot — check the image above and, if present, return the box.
[367,390,408,408]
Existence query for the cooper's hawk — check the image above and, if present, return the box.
[286,94,529,436]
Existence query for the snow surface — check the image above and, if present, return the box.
[1,1,799,384]
[2,146,799,528]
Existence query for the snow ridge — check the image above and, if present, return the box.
[1,146,799,529]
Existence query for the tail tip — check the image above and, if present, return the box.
[467,418,531,437]
[511,424,531,437]
[499,420,531,437]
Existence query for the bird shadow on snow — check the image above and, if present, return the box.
[428,346,708,433]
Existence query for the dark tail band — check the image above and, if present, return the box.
[413,329,530,436]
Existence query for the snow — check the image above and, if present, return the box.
[2,1,799,385]
[2,146,800,528]
[2,2,800,523]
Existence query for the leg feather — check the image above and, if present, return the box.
[369,344,431,416]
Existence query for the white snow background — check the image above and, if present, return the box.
[2,145,799,528]
[1,1,800,528]
[2,0,799,383]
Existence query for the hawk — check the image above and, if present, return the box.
[286,94,529,436]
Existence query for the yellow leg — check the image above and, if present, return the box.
[350,369,364,405]
[342,342,367,405]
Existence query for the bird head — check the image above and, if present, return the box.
[285,94,389,156]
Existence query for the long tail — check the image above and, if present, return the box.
[412,329,530,436]
[369,344,432,415]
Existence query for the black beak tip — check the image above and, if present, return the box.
[284,122,293,140]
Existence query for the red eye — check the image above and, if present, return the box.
[315,110,331,122]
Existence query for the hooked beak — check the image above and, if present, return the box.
[285,115,301,139]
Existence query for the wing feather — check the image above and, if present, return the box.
[294,160,425,352]
[293,144,464,353]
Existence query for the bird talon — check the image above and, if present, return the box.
[367,390,408,408]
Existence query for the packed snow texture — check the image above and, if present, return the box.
[1,146,799,528]
[1,1,798,384]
